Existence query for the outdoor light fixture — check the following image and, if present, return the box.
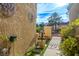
[9,35,17,42]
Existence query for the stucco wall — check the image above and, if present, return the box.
[0,3,37,56]
[69,3,79,20]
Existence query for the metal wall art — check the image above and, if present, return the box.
[0,3,15,17]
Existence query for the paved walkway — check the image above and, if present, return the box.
[44,36,61,56]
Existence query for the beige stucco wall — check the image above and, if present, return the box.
[69,3,79,20]
[0,3,37,56]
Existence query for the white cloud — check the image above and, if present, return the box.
[61,14,69,22]
[36,15,49,24]
[55,3,68,7]
[37,3,69,23]
[37,3,57,13]
[37,3,68,14]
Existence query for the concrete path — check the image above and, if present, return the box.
[44,36,61,56]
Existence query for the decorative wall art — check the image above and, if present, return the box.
[0,3,15,17]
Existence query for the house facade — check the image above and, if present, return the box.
[69,3,79,20]
[68,3,79,38]
[0,3,37,56]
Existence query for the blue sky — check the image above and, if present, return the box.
[37,3,69,24]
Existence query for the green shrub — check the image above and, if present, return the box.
[36,26,43,33]
[60,25,74,39]
[60,18,79,56]
[69,18,79,26]
[60,18,79,39]
[0,35,8,41]
[24,45,36,56]
[60,37,77,56]
[24,48,35,56]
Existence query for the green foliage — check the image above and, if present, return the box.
[36,22,44,33]
[69,18,79,26]
[25,39,51,56]
[36,26,43,33]
[39,22,44,27]
[36,23,44,33]
[48,12,62,26]
[60,25,74,38]
[60,19,79,38]
[25,49,35,56]
[24,45,35,56]
[0,35,8,41]
[40,39,50,56]
[60,18,79,56]
[60,37,77,56]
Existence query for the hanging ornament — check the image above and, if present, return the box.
[0,3,15,17]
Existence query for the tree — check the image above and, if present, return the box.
[48,12,62,33]
[36,22,44,33]
[39,22,44,28]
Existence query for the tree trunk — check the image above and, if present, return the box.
[54,24,57,33]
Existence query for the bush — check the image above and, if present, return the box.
[0,35,8,41]
[36,26,43,33]
[60,25,74,39]
[60,18,79,56]
[24,48,35,56]
[60,19,79,39]
[24,44,36,56]
[69,18,79,26]
[59,37,77,56]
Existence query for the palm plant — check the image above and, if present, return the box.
[48,12,62,33]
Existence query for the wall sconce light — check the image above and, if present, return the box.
[9,35,17,42]
[0,3,15,17]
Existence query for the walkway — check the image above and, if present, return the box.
[44,36,61,56]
